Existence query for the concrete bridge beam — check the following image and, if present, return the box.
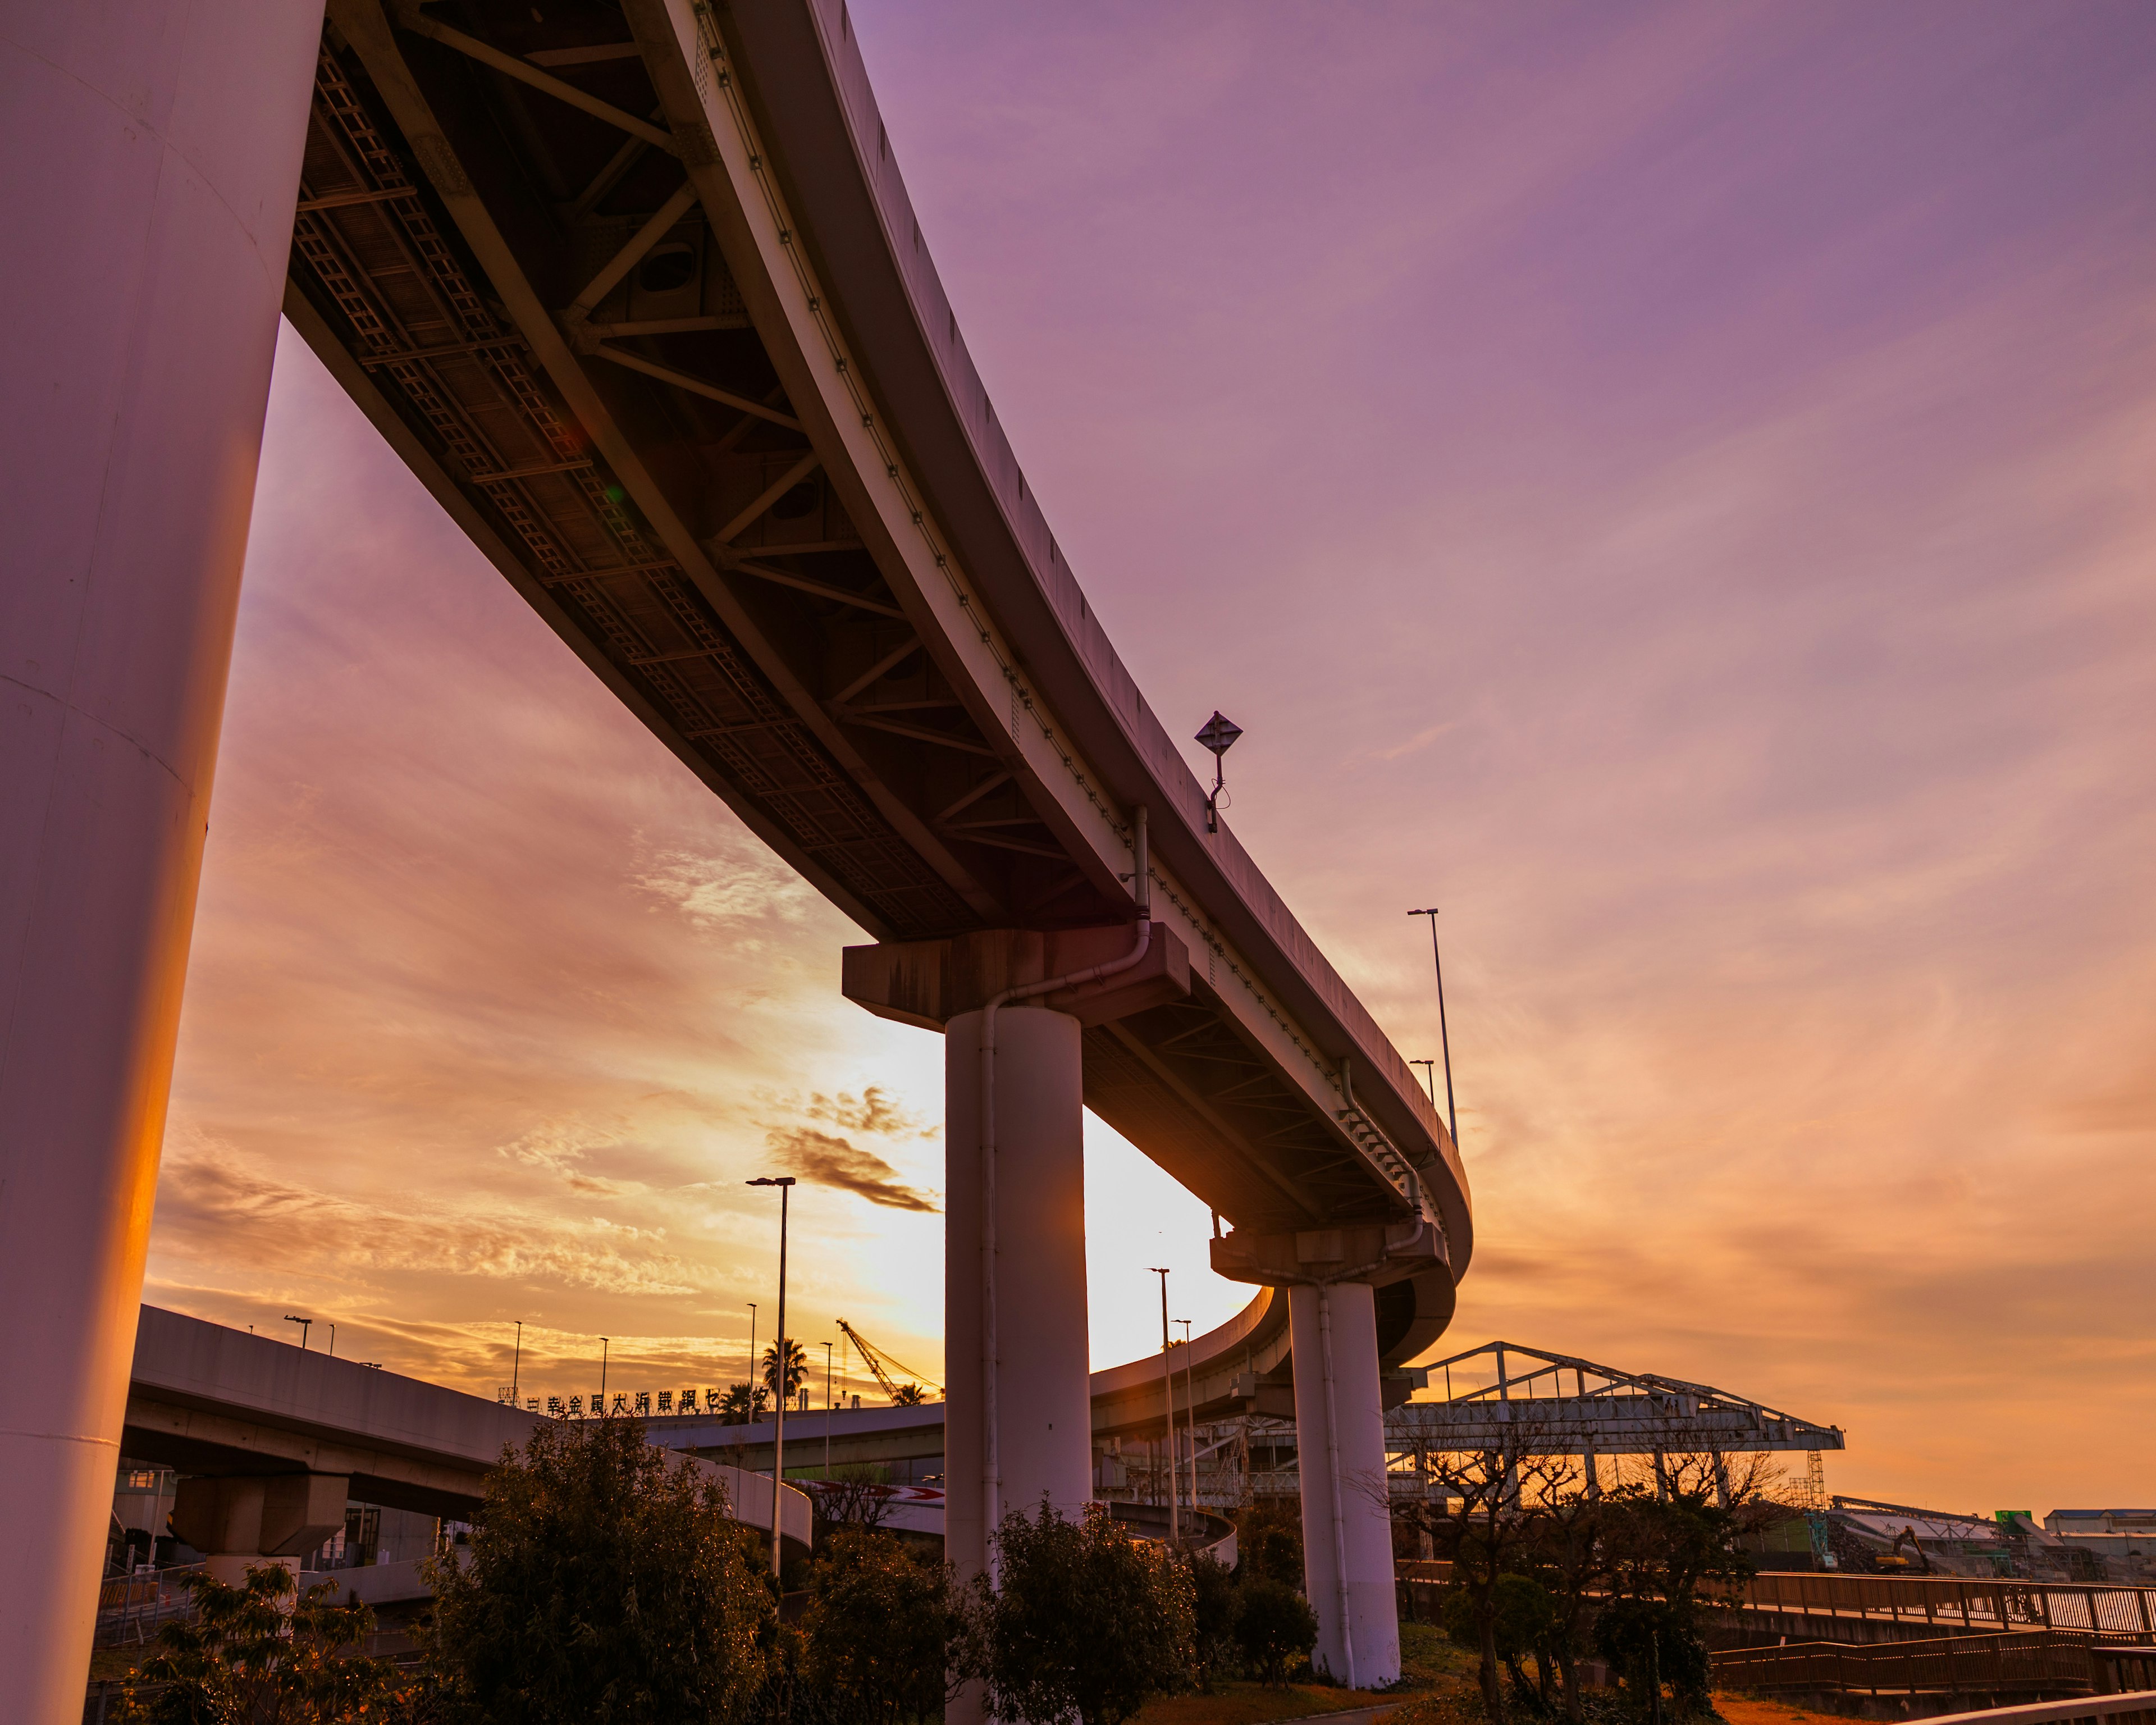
[0,2,321,1713]
[171,1473,350,1585]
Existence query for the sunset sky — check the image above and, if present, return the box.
[153,3,2156,1511]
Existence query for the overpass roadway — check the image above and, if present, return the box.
[120,1307,813,1586]
[2,0,1470,1708]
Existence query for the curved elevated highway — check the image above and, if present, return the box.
[1,1,1469,1709]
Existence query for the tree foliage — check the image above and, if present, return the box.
[800,1527,969,1724]
[980,1500,1195,1725]
[716,1382,768,1426]
[121,1563,413,1725]
[1230,1576,1318,1689]
[761,1339,807,1407]
[423,1415,773,1724]
[1182,1553,1239,1692]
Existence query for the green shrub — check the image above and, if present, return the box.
[1232,1575,1319,1687]
[801,1526,967,1724]
[983,1499,1195,1725]
[424,1416,773,1723]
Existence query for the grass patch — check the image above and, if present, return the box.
[1133,1621,1488,1724]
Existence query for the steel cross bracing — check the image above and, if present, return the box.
[285,0,1467,1252]
[1391,1340,1847,1455]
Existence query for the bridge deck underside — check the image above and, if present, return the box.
[286,1,1446,1242]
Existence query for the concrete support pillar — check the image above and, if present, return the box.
[0,4,320,1714]
[944,1006,1090,1718]
[1289,1281,1400,1689]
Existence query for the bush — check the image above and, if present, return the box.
[1236,1503,1306,1590]
[1232,1576,1318,1687]
[121,1563,414,1724]
[1442,1574,1560,1709]
[1184,1553,1239,1691]
[983,1499,1195,1725]
[424,1415,773,1723]
[1591,1596,1710,1721]
[800,1526,967,1724]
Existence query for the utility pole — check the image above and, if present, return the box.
[509,1321,522,1401]
[1149,1268,1179,1545]
[1406,908,1459,1148]
[747,1303,757,1420]
[600,1336,609,1414]
[748,1176,797,1577]
[282,1315,312,1350]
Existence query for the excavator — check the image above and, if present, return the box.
[1874,1525,1934,1575]
[835,1321,942,1408]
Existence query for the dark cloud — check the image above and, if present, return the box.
[764,1126,939,1213]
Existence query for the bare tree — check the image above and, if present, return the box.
[1382,1418,1578,1722]
[808,1465,900,1537]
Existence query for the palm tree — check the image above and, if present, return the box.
[761,1338,807,1408]
[890,1384,928,1407]
[716,1381,767,1425]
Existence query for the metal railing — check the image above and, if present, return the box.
[1714,1630,2103,1698]
[93,1566,204,1649]
[1725,1573,2156,1642]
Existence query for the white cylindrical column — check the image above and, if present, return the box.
[0,5,320,1715]
[1289,1281,1401,1689]
[944,1005,1091,1692]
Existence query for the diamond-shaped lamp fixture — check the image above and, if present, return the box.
[1195,711,1243,759]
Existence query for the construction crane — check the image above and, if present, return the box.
[835,1320,941,1406]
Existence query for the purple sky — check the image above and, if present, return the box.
[155,4,2156,1509]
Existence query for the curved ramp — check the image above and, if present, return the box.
[287,0,1470,1268]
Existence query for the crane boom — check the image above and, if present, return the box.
[836,1319,940,1403]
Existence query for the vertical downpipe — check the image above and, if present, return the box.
[1318,1285,1358,1687]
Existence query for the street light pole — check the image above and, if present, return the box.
[600,1337,609,1416]
[1409,1058,1438,1108]
[821,1341,834,1479]
[1149,1268,1179,1545]
[748,1176,797,1578]
[1407,908,1459,1149]
[282,1315,312,1351]
[747,1303,757,1420]
[509,1321,521,1402]
[1177,1318,1199,1520]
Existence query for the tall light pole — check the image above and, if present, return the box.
[283,1315,312,1351]
[509,1321,522,1402]
[1177,1318,1199,1519]
[327,1323,336,1360]
[1148,1268,1179,1545]
[1407,908,1459,1149]
[748,1176,796,1577]
[746,1303,757,1420]
[600,1337,609,1416]
[821,1341,835,1479]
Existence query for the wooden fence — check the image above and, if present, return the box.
[1713,1630,2103,1698]
[1725,1574,2156,1643]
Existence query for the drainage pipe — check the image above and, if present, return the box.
[1317,1283,1359,1689]
[979,808,1152,1575]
